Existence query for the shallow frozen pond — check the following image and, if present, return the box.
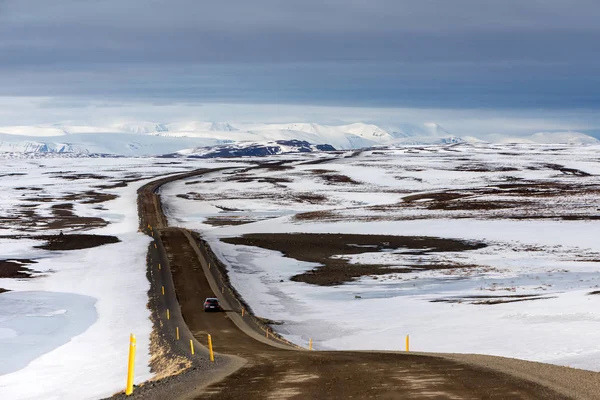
[0,291,97,375]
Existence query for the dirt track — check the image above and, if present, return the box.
[137,166,600,400]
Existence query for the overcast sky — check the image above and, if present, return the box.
[1,0,600,135]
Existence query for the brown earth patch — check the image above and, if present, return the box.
[95,181,128,189]
[0,259,38,278]
[474,296,556,305]
[427,200,530,211]
[320,174,360,185]
[54,173,109,180]
[403,192,469,202]
[204,217,259,226]
[95,174,148,190]
[487,181,600,197]
[431,294,554,305]
[46,215,108,230]
[51,203,75,218]
[52,203,74,210]
[259,164,295,171]
[34,234,120,250]
[294,193,327,203]
[543,163,592,176]
[455,164,520,172]
[23,196,55,202]
[24,191,118,205]
[298,157,337,165]
[221,233,486,286]
[588,290,600,295]
[63,190,118,204]
[10,204,107,231]
[293,210,341,221]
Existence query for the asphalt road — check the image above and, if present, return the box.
[134,165,600,400]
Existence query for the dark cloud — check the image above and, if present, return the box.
[1,0,600,109]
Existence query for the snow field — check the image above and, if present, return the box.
[162,144,600,372]
[0,158,224,399]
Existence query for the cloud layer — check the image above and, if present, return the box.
[1,0,599,126]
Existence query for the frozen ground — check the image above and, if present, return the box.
[161,143,600,372]
[0,156,239,400]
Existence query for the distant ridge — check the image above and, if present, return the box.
[169,140,336,158]
[0,121,597,156]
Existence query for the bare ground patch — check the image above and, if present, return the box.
[431,294,556,305]
[454,164,520,172]
[63,190,118,204]
[0,259,38,278]
[34,234,120,250]
[148,324,192,380]
[203,217,260,226]
[53,173,110,180]
[319,174,361,185]
[221,233,486,286]
[293,210,341,222]
[427,200,532,211]
[403,192,470,202]
[8,205,108,231]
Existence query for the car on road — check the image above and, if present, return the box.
[203,297,221,312]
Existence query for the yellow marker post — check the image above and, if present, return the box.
[154,243,157,249]
[208,263,211,269]
[158,263,161,270]
[241,308,245,317]
[405,335,410,352]
[166,309,170,320]
[125,334,136,395]
[190,339,194,355]
[161,286,165,295]
[309,338,313,350]
[208,334,215,362]
[176,327,179,340]
[265,329,269,338]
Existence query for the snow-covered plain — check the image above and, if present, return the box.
[161,143,600,372]
[0,156,234,399]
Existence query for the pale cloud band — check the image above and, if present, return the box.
[0,0,599,134]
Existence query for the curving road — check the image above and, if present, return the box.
[135,166,600,400]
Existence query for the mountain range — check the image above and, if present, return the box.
[0,121,597,157]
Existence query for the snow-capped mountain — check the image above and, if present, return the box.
[110,122,169,134]
[0,138,84,154]
[0,121,598,156]
[485,131,600,145]
[149,121,392,149]
[171,140,336,158]
[0,132,225,156]
[0,126,69,137]
[252,122,393,141]
[163,121,238,132]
